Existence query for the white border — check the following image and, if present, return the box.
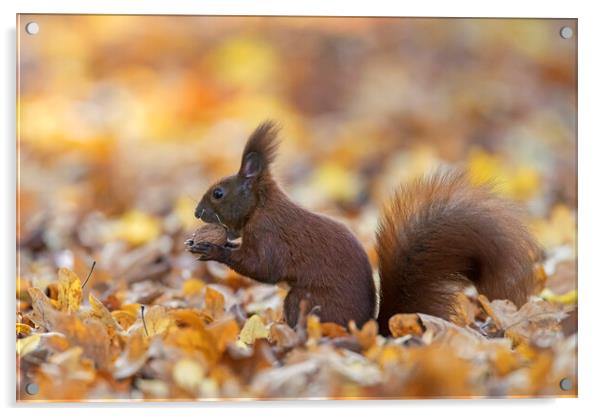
[3,1,600,415]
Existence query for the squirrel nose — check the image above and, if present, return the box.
[194,207,206,220]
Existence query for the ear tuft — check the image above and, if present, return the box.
[239,120,281,177]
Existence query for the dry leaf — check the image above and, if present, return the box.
[57,268,82,313]
[173,358,205,395]
[349,320,378,350]
[204,287,225,320]
[320,322,348,338]
[388,313,424,337]
[16,323,33,336]
[113,331,149,379]
[17,334,41,356]
[269,323,299,349]
[88,294,122,338]
[143,305,172,337]
[182,278,205,297]
[207,317,240,353]
[239,315,268,345]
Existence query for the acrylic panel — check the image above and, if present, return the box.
[16,15,577,402]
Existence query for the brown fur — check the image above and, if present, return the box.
[193,122,539,334]
[376,170,540,335]
[193,121,375,327]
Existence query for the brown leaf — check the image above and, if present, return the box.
[388,313,424,338]
[349,319,378,350]
[27,287,59,330]
[320,322,348,338]
[487,298,570,347]
[269,323,300,349]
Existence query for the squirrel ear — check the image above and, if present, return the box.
[240,152,261,178]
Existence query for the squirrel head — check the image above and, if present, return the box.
[195,120,280,233]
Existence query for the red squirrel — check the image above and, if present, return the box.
[188,121,540,335]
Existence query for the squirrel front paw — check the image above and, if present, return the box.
[189,242,227,261]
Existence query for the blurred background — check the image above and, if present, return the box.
[16,15,578,401]
[17,15,576,296]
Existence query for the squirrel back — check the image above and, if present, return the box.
[376,170,540,335]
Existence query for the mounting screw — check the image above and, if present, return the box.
[560,26,573,39]
[559,377,573,391]
[25,383,39,395]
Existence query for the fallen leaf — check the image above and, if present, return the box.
[57,268,82,313]
[320,322,348,338]
[17,334,41,356]
[269,323,299,349]
[16,323,33,336]
[388,313,424,337]
[110,210,161,246]
[207,317,240,353]
[173,358,205,395]
[239,315,268,345]
[349,320,378,351]
[88,293,122,338]
[182,278,205,298]
[143,305,172,337]
[204,287,225,320]
[113,331,149,379]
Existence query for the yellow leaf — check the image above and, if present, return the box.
[57,268,82,313]
[311,162,361,202]
[207,318,240,353]
[173,358,205,394]
[111,210,161,246]
[239,314,268,345]
[540,288,578,305]
[170,308,211,330]
[89,294,122,337]
[532,204,576,249]
[507,165,540,201]
[137,379,169,398]
[16,323,32,336]
[491,346,520,376]
[182,278,205,298]
[469,149,541,201]
[143,305,172,337]
[164,326,219,364]
[307,315,321,341]
[204,287,225,320]
[207,37,279,88]
[468,149,506,187]
[111,309,138,330]
[174,196,197,231]
[17,334,41,356]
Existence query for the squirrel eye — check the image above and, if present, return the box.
[212,187,224,200]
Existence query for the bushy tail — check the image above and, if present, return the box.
[376,169,540,335]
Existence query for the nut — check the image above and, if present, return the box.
[188,223,227,246]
